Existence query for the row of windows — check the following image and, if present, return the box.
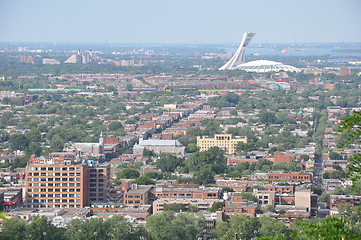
[28,204,81,208]
[90,198,104,202]
[90,183,104,187]
[28,172,81,177]
[28,182,81,187]
[28,167,81,171]
[125,200,141,204]
[89,193,104,197]
[90,179,104,182]
[28,193,80,198]
[28,188,81,192]
[89,188,104,192]
[269,175,310,180]
[28,198,80,203]
[126,195,143,198]
[27,178,81,182]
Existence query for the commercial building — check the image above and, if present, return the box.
[197,134,247,154]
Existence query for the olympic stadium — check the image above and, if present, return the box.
[219,32,300,73]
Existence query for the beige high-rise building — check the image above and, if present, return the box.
[25,161,111,208]
[197,134,247,154]
[25,164,89,208]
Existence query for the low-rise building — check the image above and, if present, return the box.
[197,134,247,155]
[133,139,185,157]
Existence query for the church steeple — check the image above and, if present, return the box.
[99,131,104,146]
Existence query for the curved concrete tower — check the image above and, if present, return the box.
[219,32,256,70]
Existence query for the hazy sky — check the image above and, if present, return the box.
[0,0,360,44]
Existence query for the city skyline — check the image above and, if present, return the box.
[1,0,361,44]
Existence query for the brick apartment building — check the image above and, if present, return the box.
[267,171,312,183]
[25,162,110,208]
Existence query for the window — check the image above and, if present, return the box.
[55,173,60,176]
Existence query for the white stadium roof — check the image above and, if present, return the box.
[234,60,301,73]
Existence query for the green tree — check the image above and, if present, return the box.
[215,214,260,240]
[65,218,108,240]
[9,134,29,151]
[155,153,183,172]
[132,175,155,185]
[50,135,65,152]
[108,121,123,131]
[117,168,140,179]
[291,216,361,240]
[257,217,290,239]
[193,165,215,185]
[259,111,277,125]
[185,147,226,174]
[329,152,343,160]
[25,216,66,240]
[241,192,258,202]
[208,202,225,212]
[144,171,163,180]
[146,211,204,240]
[336,111,361,181]
[0,217,26,240]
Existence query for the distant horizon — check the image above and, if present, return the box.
[1,41,361,46]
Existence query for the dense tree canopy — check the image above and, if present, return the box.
[146,211,204,240]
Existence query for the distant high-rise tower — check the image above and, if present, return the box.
[219,32,256,70]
